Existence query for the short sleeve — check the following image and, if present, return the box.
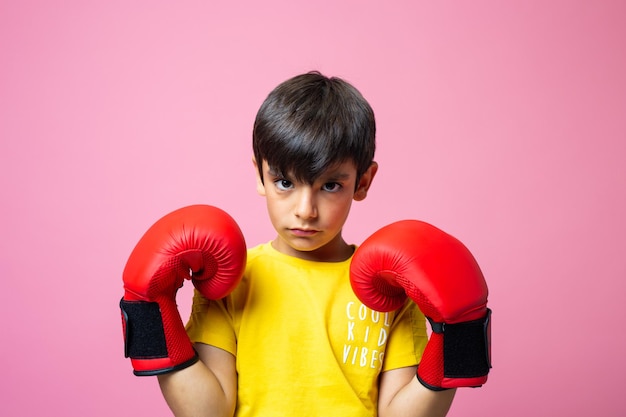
[381,300,428,372]
[186,289,237,355]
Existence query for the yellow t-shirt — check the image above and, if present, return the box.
[186,242,427,417]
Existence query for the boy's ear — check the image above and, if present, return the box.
[252,157,266,196]
[354,161,378,201]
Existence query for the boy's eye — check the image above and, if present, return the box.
[322,182,342,192]
[275,179,294,191]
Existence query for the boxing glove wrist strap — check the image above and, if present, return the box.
[426,308,492,380]
[120,299,199,376]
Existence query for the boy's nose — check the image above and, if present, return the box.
[294,189,317,219]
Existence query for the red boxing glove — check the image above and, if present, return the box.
[120,205,246,376]
[350,220,491,390]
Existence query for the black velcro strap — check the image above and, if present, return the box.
[120,299,168,359]
[439,309,492,378]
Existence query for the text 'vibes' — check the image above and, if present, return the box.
[342,301,391,370]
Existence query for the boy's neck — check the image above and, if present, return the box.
[271,236,354,263]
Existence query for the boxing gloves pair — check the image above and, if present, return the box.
[120,206,491,390]
[120,205,246,376]
[350,220,491,391]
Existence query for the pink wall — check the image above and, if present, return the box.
[1,1,625,416]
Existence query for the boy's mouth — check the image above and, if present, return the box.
[289,228,319,237]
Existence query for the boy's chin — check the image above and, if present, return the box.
[273,236,352,262]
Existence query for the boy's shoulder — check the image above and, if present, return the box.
[245,242,283,270]
[246,242,271,260]
[246,242,304,268]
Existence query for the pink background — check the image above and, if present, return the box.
[1,1,625,416]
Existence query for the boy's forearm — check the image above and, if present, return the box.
[379,368,456,417]
[157,361,234,417]
[388,380,456,417]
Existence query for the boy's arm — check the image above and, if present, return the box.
[119,205,246,416]
[378,367,456,417]
[351,220,491,412]
[158,343,237,417]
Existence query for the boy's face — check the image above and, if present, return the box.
[254,158,377,262]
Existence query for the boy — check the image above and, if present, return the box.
[155,72,457,416]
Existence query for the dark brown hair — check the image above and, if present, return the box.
[252,71,376,187]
